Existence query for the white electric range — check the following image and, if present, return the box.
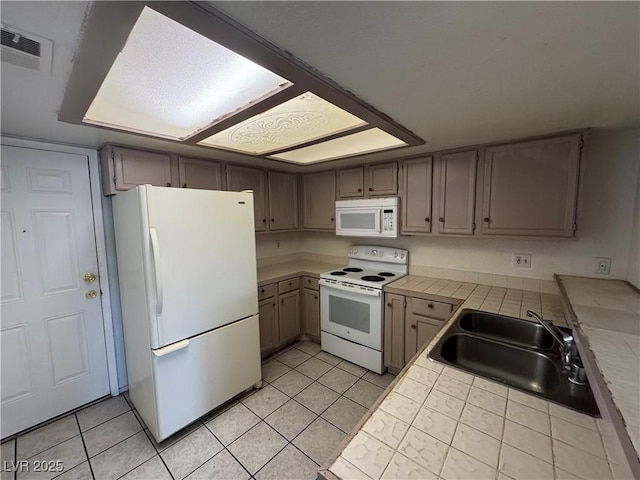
[319,245,409,373]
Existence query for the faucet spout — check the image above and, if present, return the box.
[526,310,575,369]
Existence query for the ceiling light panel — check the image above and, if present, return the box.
[83,7,292,140]
[269,128,407,164]
[198,92,368,154]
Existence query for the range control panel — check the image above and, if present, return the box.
[347,245,409,264]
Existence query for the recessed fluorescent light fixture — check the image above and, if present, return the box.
[83,6,292,140]
[198,92,368,154]
[269,128,407,164]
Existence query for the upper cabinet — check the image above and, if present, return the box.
[480,134,581,237]
[302,171,336,231]
[268,171,299,231]
[437,150,477,235]
[368,162,398,196]
[100,145,176,195]
[178,157,223,190]
[226,165,267,232]
[401,156,433,234]
[337,162,398,199]
[338,167,364,198]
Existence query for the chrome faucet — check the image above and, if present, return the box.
[526,310,576,370]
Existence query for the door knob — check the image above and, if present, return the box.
[86,290,98,299]
[83,273,96,284]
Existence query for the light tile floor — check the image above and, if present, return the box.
[1,342,394,480]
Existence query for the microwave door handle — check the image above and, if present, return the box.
[376,210,382,232]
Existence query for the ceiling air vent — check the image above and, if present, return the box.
[1,25,52,74]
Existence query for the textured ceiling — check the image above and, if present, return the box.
[1,1,638,171]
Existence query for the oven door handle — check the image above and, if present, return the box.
[319,279,382,297]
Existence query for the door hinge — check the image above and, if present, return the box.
[573,223,578,232]
[472,222,476,232]
[579,137,585,151]
[111,150,117,185]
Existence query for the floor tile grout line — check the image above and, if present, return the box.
[79,408,135,436]
[73,413,96,480]
[120,394,176,480]
[200,421,253,479]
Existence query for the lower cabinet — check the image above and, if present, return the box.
[279,289,301,344]
[302,287,320,339]
[384,293,455,370]
[258,274,320,357]
[258,298,278,355]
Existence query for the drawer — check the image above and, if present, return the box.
[409,297,453,320]
[302,276,319,291]
[258,284,276,301]
[278,277,300,294]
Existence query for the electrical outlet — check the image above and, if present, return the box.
[276,240,281,248]
[596,257,611,275]
[512,253,532,268]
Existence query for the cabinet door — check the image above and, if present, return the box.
[112,146,174,191]
[401,157,433,234]
[368,162,398,196]
[302,171,336,230]
[279,289,301,344]
[302,287,320,338]
[438,151,477,234]
[226,165,267,232]
[384,293,406,371]
[268,171,299,231]
[338,167,364,198]
[178,157,223,190]
[258,297,278,355]
[404,313,443,364]
[481,134,581,237]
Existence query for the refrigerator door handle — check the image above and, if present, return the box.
[149,227,163,316]
[151,339,189,357]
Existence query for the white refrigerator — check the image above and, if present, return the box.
[113,185,261,442]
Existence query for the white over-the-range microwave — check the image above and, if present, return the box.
[335,197,399,238]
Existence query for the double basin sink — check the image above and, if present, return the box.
[428,310,599,416]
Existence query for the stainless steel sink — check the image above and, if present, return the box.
[458,310,556,350]
[428,309,600,416]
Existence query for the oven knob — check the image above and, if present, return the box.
[394,251,398,258]
[400,253,405,259]
[354,248,358,254]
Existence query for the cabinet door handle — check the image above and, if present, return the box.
[439,217,445,222]
[484,217,490,223]
[411,324,416,329]
[331,217,334,222]
[261,289,265,293]
[357,188,362,192]
[166,182,172,187]
[289,282,292,286]
[281,300,284,304]
[182,183,187,188]
[271,218,275,222]
[262,219,266,223]
[387,303,392,307]
[314,295,318,300]
[425,217,430,222]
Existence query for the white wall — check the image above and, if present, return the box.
[258,129,640,282]
[627,165,640,288]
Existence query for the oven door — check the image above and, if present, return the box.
[335,207,381,237]
[320,281,383,350]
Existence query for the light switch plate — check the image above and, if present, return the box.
[512,253,532,268]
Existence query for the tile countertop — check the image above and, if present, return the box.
[557,275,640,464]
[256,260,342,286]
[319,275,635,480]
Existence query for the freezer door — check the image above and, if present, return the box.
[150,315,261,441]
[145,186,258,348]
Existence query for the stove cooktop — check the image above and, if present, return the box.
[321,267,404,288]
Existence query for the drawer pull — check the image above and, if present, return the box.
[484,217,490,223]
[387,303,392,307]
[261,289,265,293]
[368,187,373,191]
[314,295,318,300]
[428,303,434,308]
[411,324,416,329]
[289,282,292,286]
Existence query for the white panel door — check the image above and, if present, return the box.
[1,146,110,438]
[146,187,258,347]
